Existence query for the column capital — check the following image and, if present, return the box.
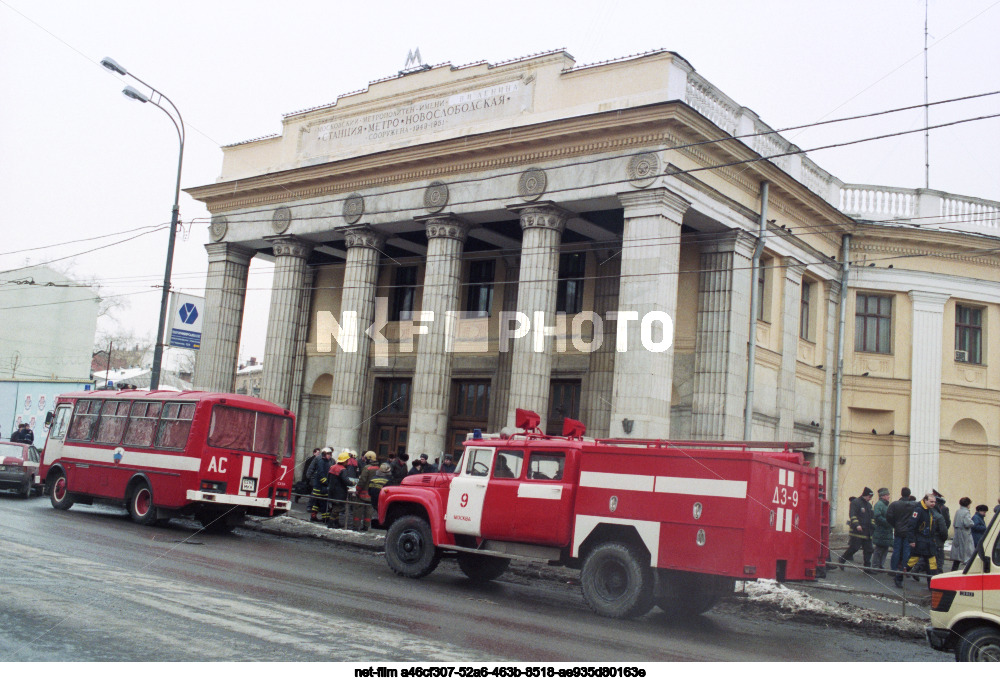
[265,235,313,260]
[415,213,469,243]
[697,229,757,259]
[509,202,570,233]
[341,226,386,251]
[204,242,255,266]
[825,279,842,301]
[783,256,807,282]
[908,290,950,312]
[617,187,690,221]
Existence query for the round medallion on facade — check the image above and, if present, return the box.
[209,215,228,242]
[343,193,365,225]
[626,152,660,187]
[271,206,292,234]
[423,181,449,213]
[517,168,547,201]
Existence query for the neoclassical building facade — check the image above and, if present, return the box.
[187,50,1000,521]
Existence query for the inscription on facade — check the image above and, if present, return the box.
[298,78,534,160]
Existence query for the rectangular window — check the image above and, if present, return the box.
[207,406,292,457]
[390,266,417,322]
[123,402,162,448]
[528,452,565,481]
[464,447,494,477]
[465,260,495,318]
[800,281,812,341]
[67,400,102,442]
[48,406,72,441]
[854,293,893,354]
[757,260,768,321]
[494,449,524,479]
[955,304,983,364]
[155,402,196,450]
[557,252,586,314]
[547,380,582,436]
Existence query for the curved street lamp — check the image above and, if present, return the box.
[101,56,185,391]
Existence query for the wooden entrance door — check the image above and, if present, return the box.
[371,378,411,460]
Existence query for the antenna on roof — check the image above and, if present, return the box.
[399,47,431,76]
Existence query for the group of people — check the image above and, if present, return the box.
[839,485,998,588]
[8,423,35,444]
[298,447,459,529]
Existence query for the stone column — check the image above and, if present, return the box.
[579,251,621,438]
[408,215,468,457]
[489,256,520,431]
[691,230,756,440]
[609,189,688,439]
[260,237,313,408]
[290,268,315,460]
[193,242,254,392]
[507,203,569,432]
[908,291,949,494]
[777,258,806,440]
[325,227,384,450]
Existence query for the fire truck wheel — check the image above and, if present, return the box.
[457,553,510,583]
[50,472,74,511]
[956,625,1000,662]
[581,542,654,619]
[129,483,158,526]
[385,515,441,578]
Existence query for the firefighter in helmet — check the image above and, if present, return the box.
[354,451,380,532]
[310,448,333,522]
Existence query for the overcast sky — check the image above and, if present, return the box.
[2,0,998,363]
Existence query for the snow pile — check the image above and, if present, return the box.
[245,514,384,548]
[736,579,927,638]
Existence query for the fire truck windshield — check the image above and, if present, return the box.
[207,405,292,458]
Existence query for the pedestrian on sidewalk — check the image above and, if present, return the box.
[839,487,874,570]
[905,492,940,588]
[887,487,913,586]
[871,488,893,570]
[950,497,975,571]
[972,504,989,549]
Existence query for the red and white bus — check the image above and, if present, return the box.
[39,390,295,531]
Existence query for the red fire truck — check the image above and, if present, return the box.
[38,390,295,531]
[378,409,829,619]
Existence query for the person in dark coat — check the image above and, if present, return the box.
[932,491,950,571]
[839,487,875,570]
[389,453,409,484]
[905,492,940,588]
[871,488,893,570]
[439,454,457,474]
[971,504,989,550]
[886,486,913,580]
[418,453,438,473]
[11,423,33,444]
[367,463,392,514]
[310,448,333,522]
[354,451,380,532]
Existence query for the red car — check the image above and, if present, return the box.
[0,440,41,499]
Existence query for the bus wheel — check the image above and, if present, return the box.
[50,472,73,511]
[129,483,158,526]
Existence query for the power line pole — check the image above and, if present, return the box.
[924,0,931,189]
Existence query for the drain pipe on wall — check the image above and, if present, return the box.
[743,180,769,440]
[830,233,851,525]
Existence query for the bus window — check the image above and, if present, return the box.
[123,402,162,448]
[95,401,131,444]
[48,406,72,441]
[155,403,195,450]
[208,406,291,458]
[67,400,102,442]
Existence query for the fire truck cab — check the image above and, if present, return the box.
[927,509,1000,661]
[378,409,829,619]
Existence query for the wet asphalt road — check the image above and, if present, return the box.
[0,494,945,662]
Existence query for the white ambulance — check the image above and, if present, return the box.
[927,509,1000,661]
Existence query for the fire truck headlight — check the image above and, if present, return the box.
[696,529,706,546]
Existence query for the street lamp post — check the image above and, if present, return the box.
[101,57,185,390]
